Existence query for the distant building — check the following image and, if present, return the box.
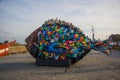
[108,34,120,46]
[108,34,120,42]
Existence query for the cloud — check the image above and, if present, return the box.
[0,0,120,43]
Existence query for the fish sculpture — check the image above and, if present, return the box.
[25,18,110,67]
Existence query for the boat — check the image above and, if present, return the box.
[0,40,16,57]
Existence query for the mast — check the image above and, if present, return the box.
[91,25,95,41]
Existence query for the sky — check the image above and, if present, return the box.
[0,0,120,44]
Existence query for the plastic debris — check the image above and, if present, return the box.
[25,18,111,62]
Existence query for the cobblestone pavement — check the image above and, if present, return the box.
[0,50,120,80]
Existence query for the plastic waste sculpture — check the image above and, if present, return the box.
[25,18,110,67]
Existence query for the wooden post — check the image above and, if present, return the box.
[65,59,71,72]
